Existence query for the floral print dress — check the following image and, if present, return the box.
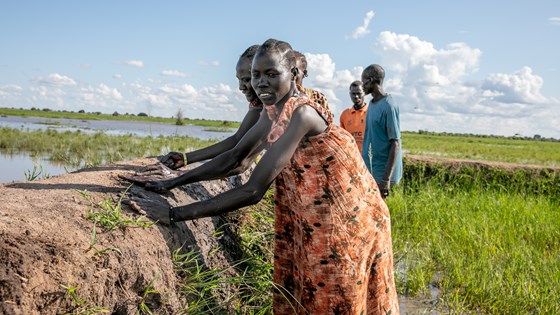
[264,96,399,315]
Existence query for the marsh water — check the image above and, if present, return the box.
[0,115,235,183]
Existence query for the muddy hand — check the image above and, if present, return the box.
[144,180,170,193]
[124,197,172,226]
[158,152,185,170]
[118,174,154,187]
[138,163,175,177]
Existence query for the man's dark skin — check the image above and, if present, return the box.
[349,81,366,111]
[159,46,261,170]
[361,66,400,199]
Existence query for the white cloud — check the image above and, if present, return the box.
[347,11,375,39]
[285,31,560,138]
[480,67,549,104]
[161,70,189,77]
[37,73,77,86]
[118,60,144,68]
[97,84,123,100]
[549,17,560,25]
[366,31,560,137]
[113,74,123,79]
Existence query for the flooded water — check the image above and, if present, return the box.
[0,153,70,183]
[0,115,235,183]
[0,115,235,140]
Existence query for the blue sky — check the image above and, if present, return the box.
[1,1,559,138]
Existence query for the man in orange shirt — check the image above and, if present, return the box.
[340,80,368,152]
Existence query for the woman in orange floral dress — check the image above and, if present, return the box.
[131,38,399,314]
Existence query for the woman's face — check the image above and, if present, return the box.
[236,57,257,103]
[251,51,293,106]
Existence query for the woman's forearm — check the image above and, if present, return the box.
[165,150,244,189]
[186,135,238,164]
[171,183,265,221]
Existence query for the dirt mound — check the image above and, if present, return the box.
[0,158,247,314]
[405,154,560,172]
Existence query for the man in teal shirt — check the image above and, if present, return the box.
[361,64,402,199]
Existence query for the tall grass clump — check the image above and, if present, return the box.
[388,157,560,314]
[173,188,275,314]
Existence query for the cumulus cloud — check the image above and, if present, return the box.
[161,70,189,77]
[37,73,77,86]
[366,31,560,137]
[96,84,123,100]
[347,11,375,39]
[115,81,243,120]
[303,53,362,106]
[117,60,144,68]
[549,17,560,25]
[479,67,549,104]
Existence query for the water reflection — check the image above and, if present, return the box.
[0,153,69,183]
[0,115,236,183]
[0,115,235,140]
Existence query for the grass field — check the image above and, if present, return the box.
[402,132,560,167]
[1,127,559,314]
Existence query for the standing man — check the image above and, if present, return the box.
[361,64,402,199]
[340,80,368,152]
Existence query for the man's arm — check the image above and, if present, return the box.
[379,139,399,198]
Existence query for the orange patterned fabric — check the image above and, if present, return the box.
[298,84,333,122]
[265,96,400,314]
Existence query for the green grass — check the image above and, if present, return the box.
[402,131,560,167]
[0,107,240,128]
[172,189,275,315]
[59,283,110,314]
[387,160,560,314]
[79,188,154,231]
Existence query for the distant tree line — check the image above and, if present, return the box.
[414,129,559,142]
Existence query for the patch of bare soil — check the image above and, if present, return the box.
[0,158,247,314]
